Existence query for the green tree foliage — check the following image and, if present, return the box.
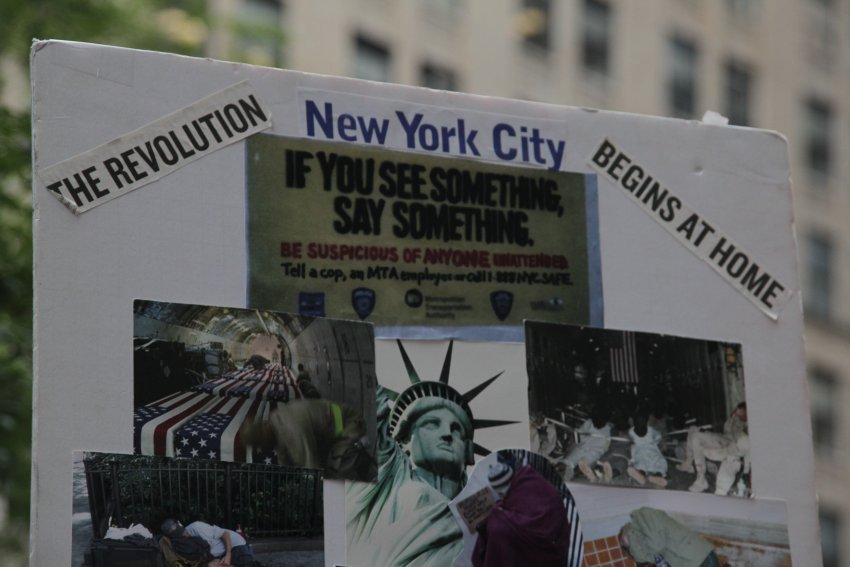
[0,0,208,558]
[0,0,209,61]
[0,105,33,555]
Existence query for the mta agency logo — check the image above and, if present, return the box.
[490,290,513,321]
[405,288,423,308]
[352,287,376,319]
[298,292,325,317]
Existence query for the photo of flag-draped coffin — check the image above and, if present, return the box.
[132,300,377,480]
[133,364,301,463]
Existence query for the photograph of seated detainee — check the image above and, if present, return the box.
[529,411,558,457]
[524,321,751,496]
[555,403,614,483]
[627,411,669,488]
[675,402,748,495]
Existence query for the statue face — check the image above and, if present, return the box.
[409,407,468,476]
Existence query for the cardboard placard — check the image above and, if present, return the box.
[32,40,816,566]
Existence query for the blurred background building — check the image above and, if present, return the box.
[2,0,846,565]
[195,1,849,565]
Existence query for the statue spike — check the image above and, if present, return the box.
[438,340,454,384]
[462,371,504,402]
[473,418,519,430]
[473,442,491,457]
[396,339,421,384]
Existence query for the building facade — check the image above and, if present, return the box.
[199,1,850,564]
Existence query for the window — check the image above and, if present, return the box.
[723,60,752,126]
[667,36,698,118]
[820,508,841,567]
[804,232,833,320]
[582,0,612,76]
[420,63,457,91]
[232,0,284,67]
[518,0,551,51]
[353,35,391,83]
[806,0,837,69]
[810,366,837,455]
[804,97,832,179]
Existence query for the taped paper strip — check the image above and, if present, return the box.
[588,138,792,320]
[38,81,272,214]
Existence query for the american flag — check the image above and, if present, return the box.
[191,376,293,402]
[133,404,171,454]
[174,412,233,461]
[227,365,293,383]
[134,363,299,462]
[252,445,279,465]
[190,365,296,399]
[134,393,268,461]
[609,331,639,384]
[172,407,282,463]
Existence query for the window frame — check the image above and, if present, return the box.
[352,34,392,83]
[582,0,612,76]
[667,35,699,119]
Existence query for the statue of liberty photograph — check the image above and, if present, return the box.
[346,340,513,567]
